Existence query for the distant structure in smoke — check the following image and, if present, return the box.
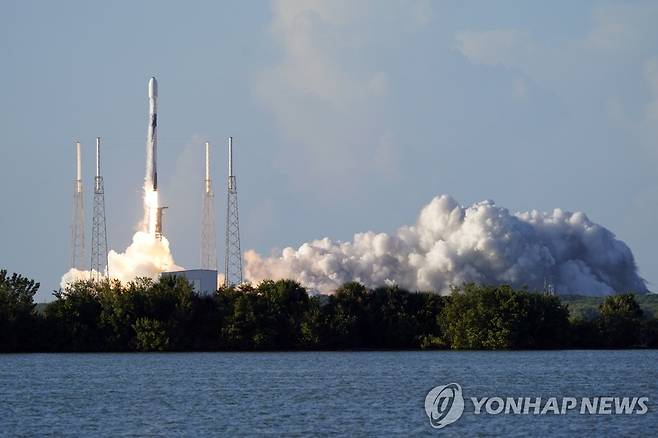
[244,195,648,297]
[70,140,85,270]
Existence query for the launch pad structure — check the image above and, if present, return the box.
[224,136,243,286]
[70,141,85,270]
[155,206,168,241]
[67,77,247,290]
[91,137,109,279]
[201,141,217,270]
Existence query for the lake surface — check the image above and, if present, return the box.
[1,351,656,436]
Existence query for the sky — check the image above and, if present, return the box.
[1,0,656,302]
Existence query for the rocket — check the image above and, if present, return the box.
[145,77,158,191]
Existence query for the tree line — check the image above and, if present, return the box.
[1,269,657,352]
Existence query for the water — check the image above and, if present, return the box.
[0,351,656,436]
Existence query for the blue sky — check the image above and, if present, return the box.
[1,1,656,301]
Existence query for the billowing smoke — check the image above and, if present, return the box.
[245,195,647,296]
[60,188,182,288]
[60,231,181,287]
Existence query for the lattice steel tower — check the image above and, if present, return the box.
[201,141,217,270]
[224,136,242,285]
[91,137,109,279]
[70,140,86,269]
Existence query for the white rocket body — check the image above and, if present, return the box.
[146,77,158,191]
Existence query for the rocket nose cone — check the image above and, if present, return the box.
[148,77,158,98]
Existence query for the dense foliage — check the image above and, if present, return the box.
[560,294,658,320]
[1,269,657,351]
[0,269,44,352]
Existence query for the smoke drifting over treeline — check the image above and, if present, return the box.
[245,195,647,296]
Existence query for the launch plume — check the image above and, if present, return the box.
[60,185,182,288]
[61,232,181,286]
[244,195,647,296]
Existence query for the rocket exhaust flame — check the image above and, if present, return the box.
[144,189,159,236]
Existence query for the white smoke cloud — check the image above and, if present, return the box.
[244,195,647,296]
[106,231,181,283]
[60,231,182,288]
[61,179,183,287]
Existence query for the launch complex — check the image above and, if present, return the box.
[68,77,242,290]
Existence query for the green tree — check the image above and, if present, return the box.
[641,318,658,348]
[363,286,419,348]
[326,282,368,348]
[220,284,274,350]
[96,278,136,350]
[569,317,602,348]
[45,281,105,351]
[186,294,222,350]
[0,269,41,351]
[133,317,170,351]
[598,294,643,348]
[439,284,570,349]
[5,268,652,352]
[523,293,571,348]
[300,297,323,348]
[259,279,310,348]
[411,292,446,349]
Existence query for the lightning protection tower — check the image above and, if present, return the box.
[201,141,217,270]
[70,140,86,269]
[91,137,109,279]
[224,136,243,286]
